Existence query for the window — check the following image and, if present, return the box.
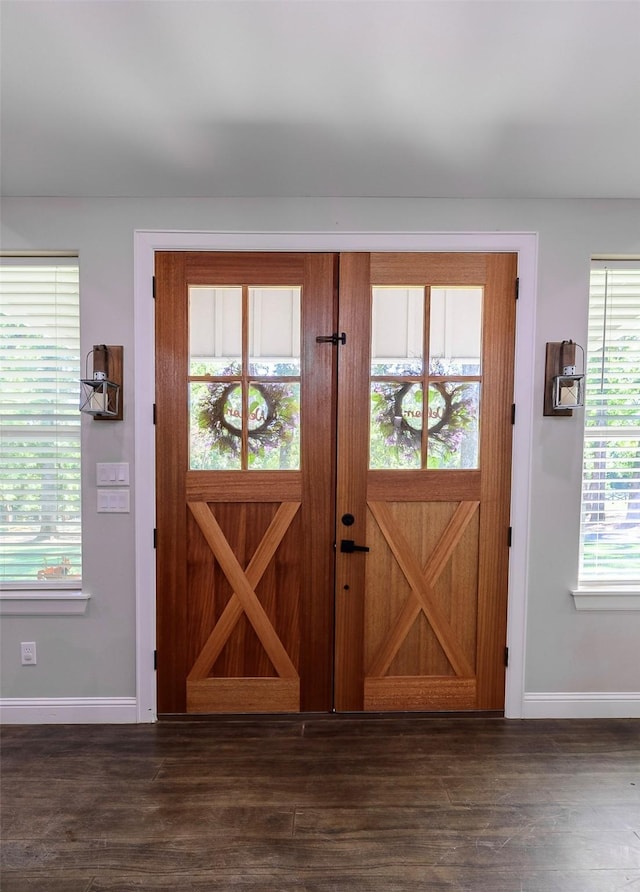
[0,258,82,591]
[578,262,640,594]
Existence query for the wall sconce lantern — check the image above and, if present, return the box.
[544,340,585,416]
[79,345,123,420]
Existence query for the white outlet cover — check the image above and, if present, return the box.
[21,641,37,665]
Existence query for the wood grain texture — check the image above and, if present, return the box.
[156,252,336,714]
[475,252,517,708]
[186,678,300,713]
[370,252,487,285]
[180,251,306,285]
[299,253,338,710]
[367,469,481,501]
[360,252,516,713]
[155,252,190,713]
[367,501,475,679]
[3,718,639,890]
[364,676,477,710]
[188,501,299,680]
[156,250,516,716]
[367,501,479,679]
[187,501,300,681]
[333,252,371,711]
[186,471,302,502]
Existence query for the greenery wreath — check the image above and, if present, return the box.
[371,379,476,460]
[197,378,298,459]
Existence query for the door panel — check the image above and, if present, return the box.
[334,252,517,712]
[155,252,336,714]
[156,250,516,714]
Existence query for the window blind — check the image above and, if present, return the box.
[0,259,81,586]
[579,264,640,582]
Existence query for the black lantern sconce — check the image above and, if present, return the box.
[543,340,585,417]
[79,345,123,420]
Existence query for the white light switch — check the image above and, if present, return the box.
[97,488,130,513]
[97,462,129,486]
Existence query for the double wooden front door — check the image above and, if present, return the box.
[155,251,517,714]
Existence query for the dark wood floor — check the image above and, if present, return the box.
[1,715,639,891]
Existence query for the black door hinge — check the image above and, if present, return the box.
[511,403,516,425]
[507,526,513,547]
[515,277,519,300]
[504,646,509,667]
[152,276,156,299]
[153,528,157,549]
[153,403,157,425]
[316,332,346,346]
[154,650,157,670]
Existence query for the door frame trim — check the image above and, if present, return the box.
[134,230,537,721]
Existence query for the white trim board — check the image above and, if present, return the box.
[134,230,538,722]
[0,697,137,724]
[0,590,90,616]
[523,692,640,719]
[571,587,640,611]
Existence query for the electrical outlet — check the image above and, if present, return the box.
[21,641,37,665]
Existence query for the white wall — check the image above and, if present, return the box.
[1,197,639,719]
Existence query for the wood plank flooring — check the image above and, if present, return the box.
[1,716,639,890]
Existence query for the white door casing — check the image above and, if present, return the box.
[134,230,538,722]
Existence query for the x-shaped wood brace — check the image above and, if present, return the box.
[187,501,300,681]
[367,500,479,678]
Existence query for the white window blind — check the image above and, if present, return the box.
[579,263,640,583]
[0,258,81,586]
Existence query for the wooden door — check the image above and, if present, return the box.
[155,250,517,714]
[334,253,517,711]
[155,252,337,713]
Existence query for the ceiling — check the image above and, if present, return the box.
[1,0,639,200]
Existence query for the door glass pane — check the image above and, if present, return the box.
[189,379,301,471]
[429,288,482,375]
[427,382,480,469]
[248,382,300,470]
[370,382,422,469]
[249,287,301,376]
[371,287,423,375]
[189,381,242,470]
[189,287,242,375]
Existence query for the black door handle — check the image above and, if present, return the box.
[340,539,370,554]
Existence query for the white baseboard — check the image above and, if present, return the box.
[523,692,640,719]
[0,697,137,724]
[2,694,638,723]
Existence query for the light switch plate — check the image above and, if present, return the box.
[96,462,129,486]
[97,489,130,513]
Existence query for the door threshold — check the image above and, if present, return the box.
[157,709,505,722]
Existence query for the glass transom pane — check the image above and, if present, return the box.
[429,287,483,376]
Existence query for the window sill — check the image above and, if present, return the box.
[0,589,91,616]
[571,585,640,611]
